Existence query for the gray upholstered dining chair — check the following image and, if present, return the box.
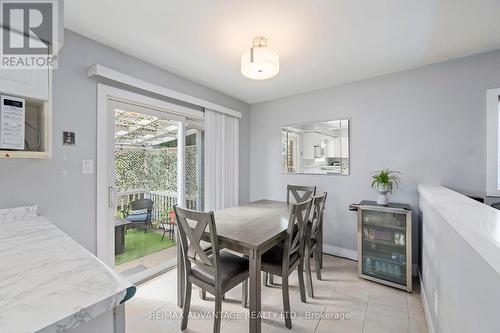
[287,184,317,204]
[260,198,312,329]
[265,184,317,286]
[305,192,327,298]
[174,205,249,333]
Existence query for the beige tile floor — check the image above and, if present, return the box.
[125,255,428,333]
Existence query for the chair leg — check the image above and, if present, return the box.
[263,272,269,287]
[281,276,292,329]
[213,292,223,333]
[242,280,248,308]
[305,247,315,298]
[297,259,307,303]
[269,274,274,285]
[199,288,207,300]
[181,282,192,330]
[314,249,322,280]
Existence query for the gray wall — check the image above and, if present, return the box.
[248,49,500,262]
[0,30,249,253]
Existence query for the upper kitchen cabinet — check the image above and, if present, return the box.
[326,138,340,158]
[302,132,322,159]
[0,28,50,101]
[0,27,53,158]
[0,66,49,101]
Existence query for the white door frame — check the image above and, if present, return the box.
[487,88,500,197]
[96,83,203,267]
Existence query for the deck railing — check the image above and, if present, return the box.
[116,190,198,223]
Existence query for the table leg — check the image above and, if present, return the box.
[176,230,184,308]
[319,222,323,269]
[249,248,261,333]
[115,226,125,255]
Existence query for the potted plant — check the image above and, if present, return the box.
[160,208,175,224]
[371,169,400,205]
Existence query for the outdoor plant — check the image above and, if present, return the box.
[161,208,172,221]
[371,169,400,205]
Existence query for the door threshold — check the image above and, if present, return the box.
[121,257,177,285]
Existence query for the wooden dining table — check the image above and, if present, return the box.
[176,199,292,333]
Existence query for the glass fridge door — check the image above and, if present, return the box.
[361,209,407,286]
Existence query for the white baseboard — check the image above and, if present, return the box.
[419,270,436,333]
[323,244,357,261]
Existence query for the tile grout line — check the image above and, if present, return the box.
[406,290,412,333]
[360,281,372,333]
[314,260,346,333]
[313,281,336,333]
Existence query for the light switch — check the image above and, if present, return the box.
[82,160,94,175]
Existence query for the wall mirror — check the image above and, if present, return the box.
[281,119,350,175]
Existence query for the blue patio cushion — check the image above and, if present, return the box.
[126,213,148,222]
[129,209,148,215]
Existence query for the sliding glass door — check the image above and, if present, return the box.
[105,96,203,283]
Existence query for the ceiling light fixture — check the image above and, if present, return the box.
[241,36,279,80]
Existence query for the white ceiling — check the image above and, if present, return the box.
[65,0,500,104]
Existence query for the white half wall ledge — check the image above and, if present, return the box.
[419,271,437,333]
[87,64,242,119]
[323,244,358,261]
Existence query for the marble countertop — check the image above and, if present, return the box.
[0,214,135,333]
[418,184,500,276]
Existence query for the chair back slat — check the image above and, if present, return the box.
[310,193,327,240]
[130,198,153,211]
[287,185,316,204]
[283,198,312,267]
[174,205,219,272]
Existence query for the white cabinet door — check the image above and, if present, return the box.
[0,69,49,101]
[326,138,337,157]
[0,28,49,101]
[327,138,341,158]
[302,132,315,159]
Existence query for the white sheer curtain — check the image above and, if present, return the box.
[204,109,239,211]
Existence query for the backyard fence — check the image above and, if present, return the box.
[115,146,199,196]
[114,145,200,223]
[116,190,197,223]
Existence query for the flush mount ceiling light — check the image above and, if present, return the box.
[241,36,279,80]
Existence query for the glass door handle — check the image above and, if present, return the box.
[108,187,115,208]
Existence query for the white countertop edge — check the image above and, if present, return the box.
[37,289,127,333]
[0,215,135,333]
[418,184,500,276]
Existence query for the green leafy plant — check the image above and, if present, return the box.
[161,208,173,220]
[371,169,400,191]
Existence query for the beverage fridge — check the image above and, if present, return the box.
[357,201,412,292]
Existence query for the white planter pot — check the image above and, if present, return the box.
[375,186,391,205]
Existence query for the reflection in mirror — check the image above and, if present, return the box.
[282,119,349,175]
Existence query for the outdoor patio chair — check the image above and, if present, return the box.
[121,198,154,232]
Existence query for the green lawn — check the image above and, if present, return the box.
[115,228,175,266]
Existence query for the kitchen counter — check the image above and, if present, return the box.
[0,214,135,333]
